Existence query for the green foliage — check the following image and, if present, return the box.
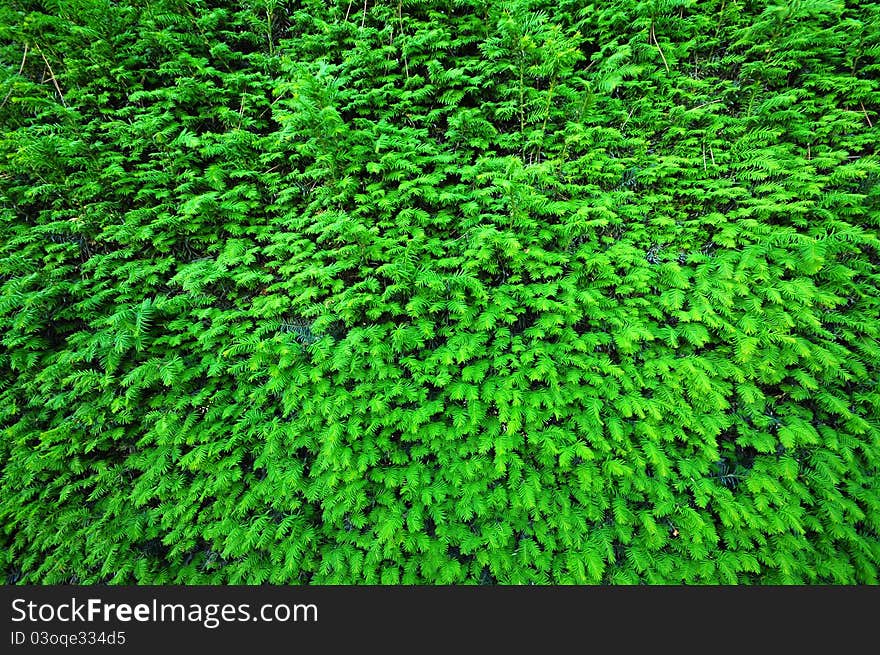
[1,0,878,584]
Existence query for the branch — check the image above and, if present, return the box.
[0,42,28,109]
[651,21,670,74]
[17,42,28,74]
[687,99,723,112]
[35,44,67,107]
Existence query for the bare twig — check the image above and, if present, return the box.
[0,43,29,109]
[687,99,723,112]
[36,44,67,107]
[397,1,409,80]
[651,21,670,74]
[708,0,727,62]
[861,102,873,128]
[535,74,558,162]
[266,7,274,56]
[17,43,28,75]
[361,0,368,29]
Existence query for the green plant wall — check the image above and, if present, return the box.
[1,0,878,583]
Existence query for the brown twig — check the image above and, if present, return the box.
[651,21,670,74]
[17,43,28,74]
[0,43,29,109]
[36,44,67,107]
[861,102,873,128]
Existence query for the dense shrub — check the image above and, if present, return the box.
[1,0,878,583]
